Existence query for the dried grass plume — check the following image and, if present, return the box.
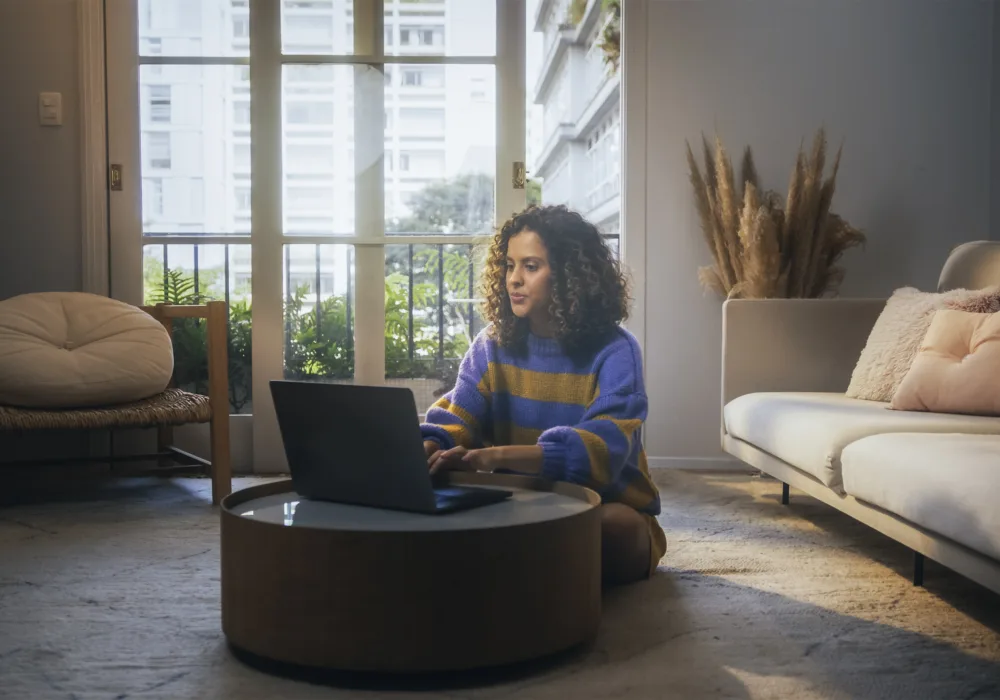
[686,127,865,299]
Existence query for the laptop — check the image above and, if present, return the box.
[269,380,512,515]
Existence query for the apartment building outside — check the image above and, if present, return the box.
[529,0,621,242]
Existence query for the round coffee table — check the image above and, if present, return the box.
[220,472,601,673]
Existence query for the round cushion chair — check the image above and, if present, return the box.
[0,292,233,504]
[0,291,174,408]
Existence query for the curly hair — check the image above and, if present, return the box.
[481,204,631,354]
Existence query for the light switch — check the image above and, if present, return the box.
[39,92,62,126]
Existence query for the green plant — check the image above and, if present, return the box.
[598,0,621,73]
[566,0,621,73]
[147,269,253,413]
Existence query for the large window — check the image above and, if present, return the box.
[110,0,523,473]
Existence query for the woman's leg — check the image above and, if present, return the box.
[600,503,652,585]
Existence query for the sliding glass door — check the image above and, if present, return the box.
[106,0,526,472]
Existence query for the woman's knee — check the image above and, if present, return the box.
[599,504,650,584]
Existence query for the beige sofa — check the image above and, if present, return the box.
[721,241,1000,594]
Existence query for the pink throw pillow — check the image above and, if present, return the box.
[891,310,1000,416]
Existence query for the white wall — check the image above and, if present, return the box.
[0,0,82,300]
[633,0,996,467]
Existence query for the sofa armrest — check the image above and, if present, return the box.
[722,298,885,409]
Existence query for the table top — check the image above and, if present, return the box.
[233,484,593,532]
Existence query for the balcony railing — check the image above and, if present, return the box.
[144,233,620,412]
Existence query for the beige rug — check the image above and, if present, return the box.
[1,469,998,700]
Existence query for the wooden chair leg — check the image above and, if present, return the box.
[207,300,232,505]
[210,413,231,505]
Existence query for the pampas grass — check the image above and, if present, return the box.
[687,127,865,299]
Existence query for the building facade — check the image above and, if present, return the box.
[529,0,621,236]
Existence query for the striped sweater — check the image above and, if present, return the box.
[420,326,661,516]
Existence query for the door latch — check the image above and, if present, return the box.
[513,161,526,190]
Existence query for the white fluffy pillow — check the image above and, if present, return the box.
[0,292,174,408]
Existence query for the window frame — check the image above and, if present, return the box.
[100,0,528,474]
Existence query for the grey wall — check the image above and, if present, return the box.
[0,0,82,301]
[0,0,86,462]
[636,0,996,467]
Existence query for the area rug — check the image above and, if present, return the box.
[1,469,998,699]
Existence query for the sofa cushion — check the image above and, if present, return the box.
[842,433,1000,561]
[891,310,1000,416]
[0,292,174,408]
[724,392,1000,490]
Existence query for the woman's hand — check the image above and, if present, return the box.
[428,445,474,475]
[427,445,544,476]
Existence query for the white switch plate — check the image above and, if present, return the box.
[39,92,62,126]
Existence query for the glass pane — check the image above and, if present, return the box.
[283,244,356,381]
[385,0,495,57]
[138,0,250,57]
[282,62,495,237]
[385,65,495,235]
[282,0,355,55]
[282,64,377,236]
[526,0,622,245]
[140,65,251,236]
[142,243,254,413]
[384,243,486,416]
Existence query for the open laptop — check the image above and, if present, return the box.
[270,380,512,515]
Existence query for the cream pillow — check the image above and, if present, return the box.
[845,286,1000,402]
[891,310,1000,416]
[0,292,174,408]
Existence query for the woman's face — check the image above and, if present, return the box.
[505,229,553,328]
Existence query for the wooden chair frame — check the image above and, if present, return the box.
[142,301,232,505]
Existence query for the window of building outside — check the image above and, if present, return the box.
[233,15,249,39]
[235,187,251,213]
[234,101,250,125]
[149,85,171,123]
[147,131,171,169]
[402,65,444,88]
[285,143,335,171]
[143,178,164,218]
[286,101,335,124]
[399,107,444,133]
[234,142,250,171]
[287,186,336,213]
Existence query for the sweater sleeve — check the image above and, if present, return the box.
[536,336,646,489]
[420,331,492,450]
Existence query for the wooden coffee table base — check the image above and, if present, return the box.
[220,473,602,673]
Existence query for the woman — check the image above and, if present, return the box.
[421,204,666,585]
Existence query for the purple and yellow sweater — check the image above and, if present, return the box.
[420,326,661,516]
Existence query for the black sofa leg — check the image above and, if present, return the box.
[781,482,789,505]
[913,551,925,587]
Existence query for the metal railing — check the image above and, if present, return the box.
[146,232,621,377]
